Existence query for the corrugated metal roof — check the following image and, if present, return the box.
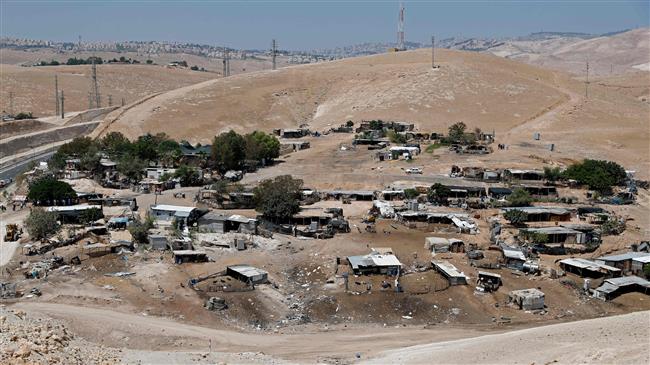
[597,252,650,262]
[502,207,570,215]
[228,265,268,278]
[46,204,101,212]
[432,260,467,279]
[559,258,620,272]
[151,204,196,213]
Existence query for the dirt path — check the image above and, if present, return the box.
[0,208,28,268]
[364,310,650,364]
[13,302,495,362]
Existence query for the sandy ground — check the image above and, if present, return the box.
[364,310,650,365]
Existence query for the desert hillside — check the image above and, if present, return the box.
[0,63,217,116]
[491,28,650,76]
[99,48,566,140]
[97,47,649,175]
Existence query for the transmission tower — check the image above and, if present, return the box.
[89,57,101,108]
[431,35,436,68]
[271,39,277,70]
[397,2,405,51]
[54,75,60,115]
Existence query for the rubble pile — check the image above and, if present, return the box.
[0,307,120,364]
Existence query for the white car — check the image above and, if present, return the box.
[404,167,423,174]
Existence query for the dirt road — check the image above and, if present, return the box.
[13,302,649,364]
[364,310,650,365]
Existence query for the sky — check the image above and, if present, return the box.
[1,1,648,50]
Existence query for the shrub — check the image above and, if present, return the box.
[544,166,562,182]
[14,112,33,120]
[79,207,104,224]
[387,130,407,144]
[128,216,154,244]
[26,208,60,240]
[404,188,419,200]
[506,188,533,207]
[504,209,528,226]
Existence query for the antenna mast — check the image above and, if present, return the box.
[271,39,277,70]
[397,2,405,50]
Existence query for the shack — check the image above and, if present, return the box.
[502,207,571,222]
[632,256,650,276]
[46,205,103,224]
[432,260,468,285]
[593,276,650,300]
[596,252,650,273]
[149,204,200,226]
[226,265,268,285]
[477,271,502,291]
[502,245,526,270]
[347,252,402,275]
[503,169,544,181]
[558,258,621,278]
[148,235,169,250]
[508,289,545,310]
[173,250,209,264]
[198,212,258,234]
[424,237,465,255]
[521,226,585,244]
[488,187,512,199]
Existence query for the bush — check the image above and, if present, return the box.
[28,177,77,205]
[128,216,154,244]
[544,166,562,182]
[387,130,407,144]
[506,188,533,207]
[79,207,104,224]
[254,175,303,221]
[404,188,419,200]
[345,120,354,127]
[504,209,528,226]
[522,231,549,244]
[14,112,33,120]
[600,217,626,236]
[562,159,626,193]
[26,208,60,240]
[117,156,146,183]
[174,165,202,187]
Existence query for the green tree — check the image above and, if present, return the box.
[244,131,280,163]
[404,188,419,200]
[174,165,202,187]
[79,207,104,224]
[128,216,154,244]
[25,208,60,240]
[504,209,528,226]
[146,59,153,64]
[117,156,146,183]
[427,183,451,205]
[448,122,467,143]
[562,159,626,193]
[133,134,160,161]
[544,166,562,182]
[253,175,303,221]
[211,130,246,173]
[157,139,181,166]
[507,188,533,207]
[28,177,77,205]
[100,131,133,158]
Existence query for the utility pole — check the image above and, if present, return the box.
[60,90,65,118]
[54,75,60,116]
[8,91,14,116]
[431,35,435,68]
[585,60,589,99]
[222,47,230,77]
[90,56,101,108]
[108,94,113,107]
[121,97,125,107]
[397,2,405,51]
[271,39,277,70]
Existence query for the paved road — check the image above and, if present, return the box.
[0,149,57,181]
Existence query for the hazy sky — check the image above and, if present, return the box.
[1,1,648,50]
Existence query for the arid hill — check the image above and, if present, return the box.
[0,63,217,116]
[97,47,649,176]
[490,28,650,76]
